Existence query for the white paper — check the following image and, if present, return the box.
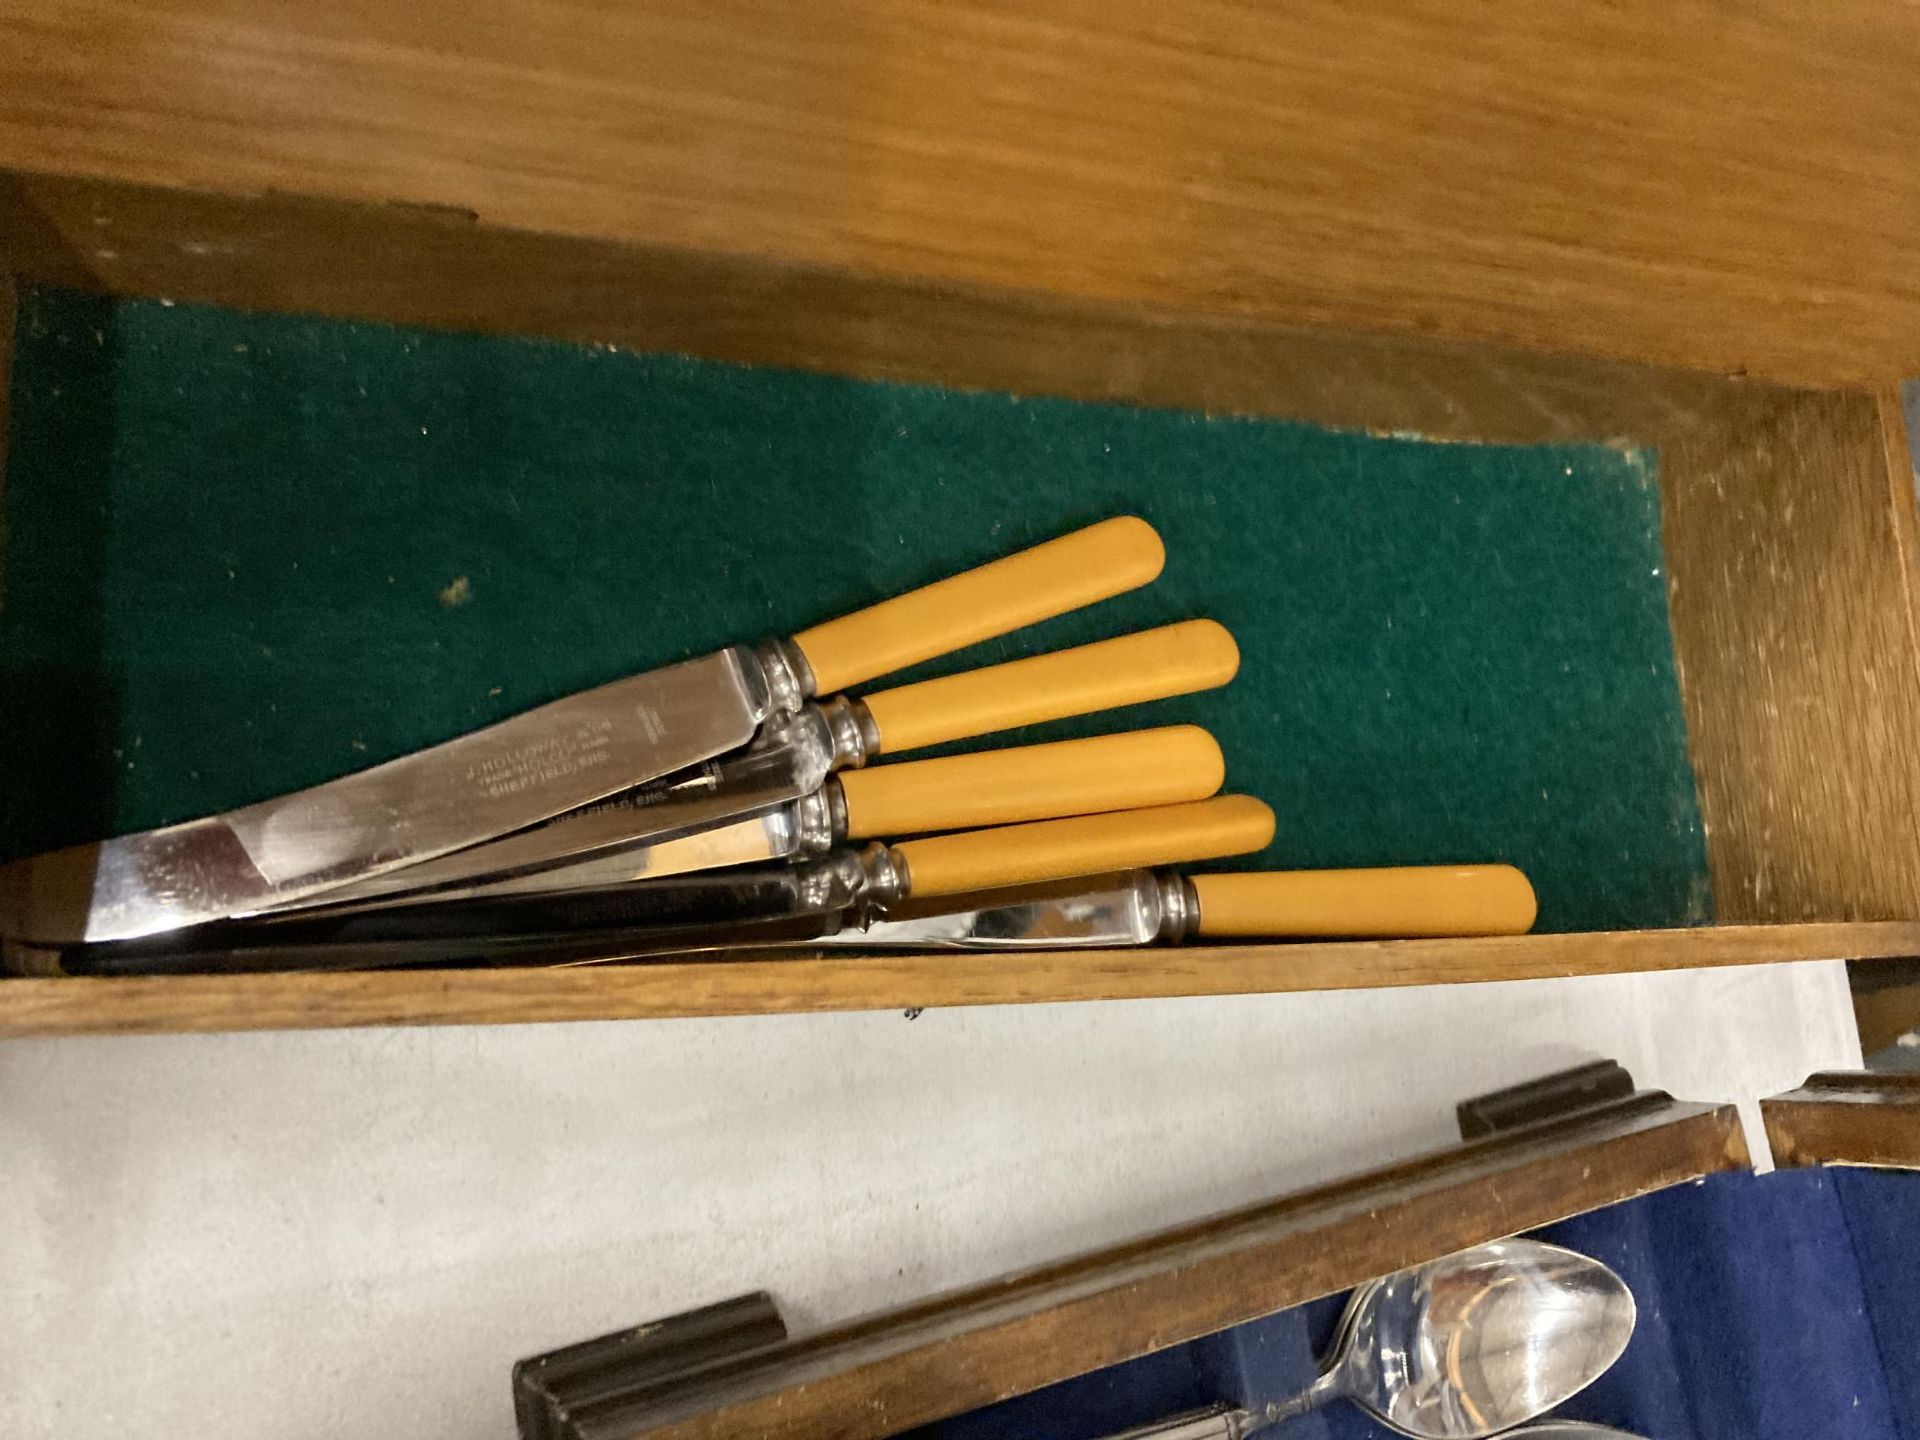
[0,961,1860,1439]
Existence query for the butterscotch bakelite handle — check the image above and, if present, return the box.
[896,795,1275,899]
[790,516,1165,694]
[860,619,1239,754]
[1189,865,1538,938]
[837,725,1225,838]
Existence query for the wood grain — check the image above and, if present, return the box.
[2,2,1918,385]
[580,1095,1746,1439]
[1879,386,1920,668]
[0,169,1767,450]
[1661,392,1920,922]
[1763,1071,1920,1170]
[2,921,1914,1039]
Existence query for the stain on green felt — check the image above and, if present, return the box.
[0,286,1709,932]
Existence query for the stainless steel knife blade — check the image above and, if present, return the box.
[623,871,1175,955]
[293,806,816,915]
[44,869,1174,975]
[258,704,841,914]
[0,647,779,945]
[783,873,1170,949]
[45,855,873,976]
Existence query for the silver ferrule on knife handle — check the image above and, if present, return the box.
[794,784,848,856]
[752,636,816,717]
[812,693,882,769]
[1155,871,1202,942]
[856,842,912,912]
[799,852,871,917]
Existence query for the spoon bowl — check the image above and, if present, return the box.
[1102,1238,1636,1440]
[1320,1237,1637,1437]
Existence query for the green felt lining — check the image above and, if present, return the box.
[0,286,1709,932]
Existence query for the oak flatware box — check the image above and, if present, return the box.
[2,1,1919,1038]
[1,255,1914,1039]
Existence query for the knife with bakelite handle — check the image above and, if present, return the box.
[840,862,1539,945]
[274,622,1239,912]
[283,727,1226,912]
[624,863,1540,954]
[31,797,1276,974]
[0,517,1166,945]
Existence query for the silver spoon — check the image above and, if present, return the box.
[1100,1238,1636,1439]
[1503,1427,1644,1438]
